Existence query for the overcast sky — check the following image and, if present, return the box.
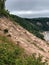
[5,0,49,18]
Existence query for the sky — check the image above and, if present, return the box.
[5,0,49,18]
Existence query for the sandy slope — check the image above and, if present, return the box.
[0,17,49,64]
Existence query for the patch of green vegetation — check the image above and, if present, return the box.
[0,35,48,65]
[0,0,9,17]
[0,35,24,65]
[25,18,49,31]
[10,15,44,40]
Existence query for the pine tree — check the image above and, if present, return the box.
[0,0,6,10]
[0,0,7,16]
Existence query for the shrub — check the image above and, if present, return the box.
[0,36,48,65]
[4,29,8,34]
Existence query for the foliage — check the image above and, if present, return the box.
[0,0,6,12]
[0,0,9,17]
[10,15,44,40]
[0,35,48,65]
[25,18,49,31]
[0,35,23,65]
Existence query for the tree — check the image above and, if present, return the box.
[0,0,6,10]
[0,0,8,17]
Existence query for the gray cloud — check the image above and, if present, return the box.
[5,0,49,18]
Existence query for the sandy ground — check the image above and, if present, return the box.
[0,17,49,64]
